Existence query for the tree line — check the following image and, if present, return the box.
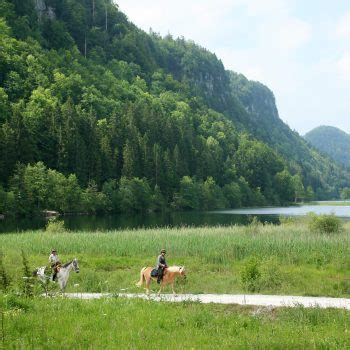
[0,0,348,216]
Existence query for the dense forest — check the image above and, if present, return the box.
[305,126,350,168]
[0,0,349,216]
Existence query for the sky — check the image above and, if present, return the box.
[116,0,350,135]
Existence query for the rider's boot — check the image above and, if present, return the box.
[157,268,163,284]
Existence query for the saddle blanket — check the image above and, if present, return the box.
[150,268,158,277]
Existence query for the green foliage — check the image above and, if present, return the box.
[201,177,227,210]
[275,170,294,203]
[305,126,350,168]
[172,176,200,210]
[308,213,343,234]
[0,185,7,213]
[118,177,151,212]
[0,252,10,291]
[241,257,261,292]
[81,181,107,214]
[1,223,350,297]
[292,174,305,202]
[305,186,315,201]
[21,250,33,297]
[260,258,283,290]
[0,296,349,349]
[0,0,348,217]
[340,187,350,200]
[45,218,66,233]
[246,216,263,234]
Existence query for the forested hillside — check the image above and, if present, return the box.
[305,126,350,168]
[0,0,349,216]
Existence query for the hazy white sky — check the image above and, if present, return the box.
[116,0,350,135]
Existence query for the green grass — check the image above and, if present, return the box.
[0,295,349,349]
[1,222,349,349]
[0,222,350,297]
[308,201,350,206]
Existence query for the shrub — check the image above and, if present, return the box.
[244,216,263,234]
[0,252,10,291]
[45,218,66,233]
[21,250,33,297]
[307,213,343,234]
[260,258,283,290]
[241,257,261,292]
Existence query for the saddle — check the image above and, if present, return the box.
[150,268,158,277]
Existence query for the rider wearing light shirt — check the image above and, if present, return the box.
[49,249,61,281]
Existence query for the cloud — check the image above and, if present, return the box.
[116,0,242,47]
[243,0,290,16]
[335,11,350,38]
[337,53,350,79]
[257,17,312,51]
[115,1,350,134]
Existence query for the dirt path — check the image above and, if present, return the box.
[64,293,350,310]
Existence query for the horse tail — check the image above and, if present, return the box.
[136,267,147,287]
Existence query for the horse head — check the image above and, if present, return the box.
[179,266,186,279]
[72,258,80,273]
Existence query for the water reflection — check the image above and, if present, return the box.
[0,212,279,233]
[1,201,349,233]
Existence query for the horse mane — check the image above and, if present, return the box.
[62,260,72,268]
[166,265,184,273]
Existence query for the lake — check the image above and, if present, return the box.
[214,203,350,217]
[0,202,349,233]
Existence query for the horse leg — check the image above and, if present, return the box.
[145,278,151,295]
[157,282,163,296]
[59,281,65,294]
[172,282,177,296]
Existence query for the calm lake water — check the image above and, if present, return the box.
[0,202,349,233]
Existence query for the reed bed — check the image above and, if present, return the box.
[0,223,349,296]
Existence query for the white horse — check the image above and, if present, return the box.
[34,258,80,292]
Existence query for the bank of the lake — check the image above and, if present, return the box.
[1,201,350,233]
[0,211,281,233]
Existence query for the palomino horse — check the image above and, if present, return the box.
[136,266,186,295]
[34,258,80,292]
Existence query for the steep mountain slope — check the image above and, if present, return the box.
[305,126,350,168]
[0,0,349,216]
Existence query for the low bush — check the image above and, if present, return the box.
[0,252,10,291]
[241,257,261,292]
[260,258,283,290]
[45,218,66,233]
[307,213,342,234]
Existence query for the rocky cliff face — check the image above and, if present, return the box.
[35,0,55,20]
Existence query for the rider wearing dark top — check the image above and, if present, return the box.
[156,249,168,284]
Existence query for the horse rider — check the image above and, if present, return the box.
[49,249,61,281]
[156,249,168,284]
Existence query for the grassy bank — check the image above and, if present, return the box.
[309,201,350,206]
[0,296,349,349]
[0,222,350,297]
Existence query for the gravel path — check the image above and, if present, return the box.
[64,293,350,310]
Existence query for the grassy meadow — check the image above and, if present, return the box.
[0,296,349,349]
[0,221,349,296]
[0,220,350,349]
